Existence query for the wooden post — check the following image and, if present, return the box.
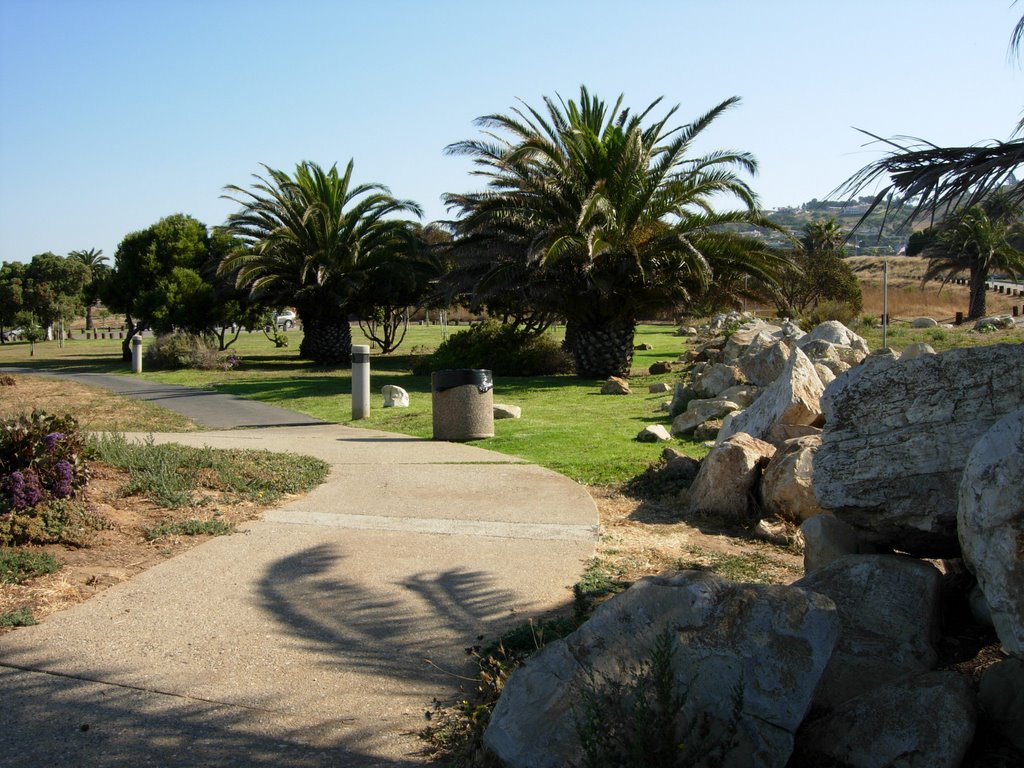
[955,311,964,325]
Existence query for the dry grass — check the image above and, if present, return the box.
[0,374,196,432]
[847,256,1022,320]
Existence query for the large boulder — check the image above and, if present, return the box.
[601,376,630,395]
[691,363,745,399]
[717,346,825,446]
[670,398,740,435]
[760,435,823,523]
[958,408,1024,656]
[484,571,839,768]
[814,343,1024,557]
[794,555,942,710]
[738,338,793,387]
[796,320,870,355]
[801,514,862,574]
[978,657,1024,753]
[688,432,775,519]
[722,323,783,362]
[790,672,976,768]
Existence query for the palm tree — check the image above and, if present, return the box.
[444,87,787,378]
[921,194,1024,319]
[220,161,422,364]
[68,248,108,331]
[841,13,1024,226]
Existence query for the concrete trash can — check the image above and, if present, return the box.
[431,369,494,441]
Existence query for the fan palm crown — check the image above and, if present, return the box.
[444,87,785,377]
[221,160,421,363]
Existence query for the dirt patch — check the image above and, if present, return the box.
[0,463,282,630]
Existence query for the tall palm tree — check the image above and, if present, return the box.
[68,248,108,331]
[444,87,787,378]
[220,161,422,364]
[921,194,1024,319]
[841,13,1024,226]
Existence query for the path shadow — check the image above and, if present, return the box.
[0,666,421,768]
[257,543,523,682]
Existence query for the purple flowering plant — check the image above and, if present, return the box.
[1,410,87,515]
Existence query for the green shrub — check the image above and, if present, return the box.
[0,608,36,628]
[412,321,573,377]
[800,299,861,328]
[144,332,223,370]
[0,499,106,547]
[0,548,59,584]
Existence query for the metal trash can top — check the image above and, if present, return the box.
[431,368,493,394]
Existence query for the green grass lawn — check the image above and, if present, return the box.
[1,323,701,484]
[5,318,1018,485]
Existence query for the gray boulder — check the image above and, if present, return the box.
[670,398,740,435]
[738,338,792,387]
[717,384,760,408]
[484,571,839,768]
[801,514,861,574]
[797,320,870,355]
[794,555,942,710]
[959,408,1024,656]
[911,316,939,328]
[978,657,1024,753]
[814,343,1024,557]
[901,341,936,360]
[691,363,745,399]
[790,672,976,768]
[717,346,825,446]
[688,432,775,519]
[648,382,672,393]
[760,435,823,523]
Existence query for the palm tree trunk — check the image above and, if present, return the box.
[298,311,352,364]
[569,317,636,379]
[968,268,988,320]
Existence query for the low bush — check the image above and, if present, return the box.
[800,299,861,328]
[1,411,95,545]
[0,608,36,628]
[412,321,573,377]
[0,548,59,584]
[144,332,224,370]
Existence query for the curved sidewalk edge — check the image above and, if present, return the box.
[0,375,600,766]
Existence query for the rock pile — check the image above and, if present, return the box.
[483,315,1024,767]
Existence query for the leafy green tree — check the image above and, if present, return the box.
[103,214,212,360]
[352,221,438,354]
[69,248,109,331]
[767,219,862,318]
[443,87,788,378]
[24,253,90,341]
[920,194,1024,319]
[0,261,27,343]
[221,160,422,364]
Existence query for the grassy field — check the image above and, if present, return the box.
[1,324,698,485]
[3,290,1021,482]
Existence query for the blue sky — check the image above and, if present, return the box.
[1,0,1021,263]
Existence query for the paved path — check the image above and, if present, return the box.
[0,371,598,766]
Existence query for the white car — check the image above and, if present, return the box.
[274,310,296,330]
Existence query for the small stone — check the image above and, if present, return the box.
[901,342,936,360]
[493,403,521,419]
[600,377,630,395]
[648,361,673,375]
[911,316,939,328]
[381,384,409,408]
[637,424,672,443]
[648,382,672,393]
[634,342,653,350]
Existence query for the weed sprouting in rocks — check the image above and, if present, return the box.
[571,630,745,768]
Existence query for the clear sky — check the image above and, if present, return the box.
[1,0,1021,263]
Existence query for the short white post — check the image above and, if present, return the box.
[352,344,370,419]
[131,335,143,374]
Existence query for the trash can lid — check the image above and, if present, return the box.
[431,368,493,393]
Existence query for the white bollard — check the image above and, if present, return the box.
[352,344,370,419]
[131,335,143,374]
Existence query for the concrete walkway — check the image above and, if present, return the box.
[0,372,599,766]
